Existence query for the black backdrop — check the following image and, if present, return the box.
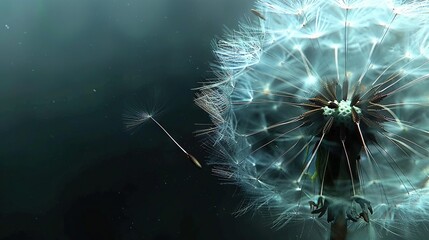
[0,0,298,239]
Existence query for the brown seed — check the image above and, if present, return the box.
[188,154,202,169]
[251,9,266,20]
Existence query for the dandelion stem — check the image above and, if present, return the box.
[330,209,347,240]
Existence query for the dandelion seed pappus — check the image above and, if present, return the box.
[195,0,429,239]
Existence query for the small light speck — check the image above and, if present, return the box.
[93,88,97,92]
[5,24,9,29]
[52,100,56,104]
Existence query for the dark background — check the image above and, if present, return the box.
[0,0,298,239]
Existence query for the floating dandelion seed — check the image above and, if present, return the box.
[196,0,429,239]
[123,108,202,168]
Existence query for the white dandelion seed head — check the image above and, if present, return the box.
[197,0,429,238]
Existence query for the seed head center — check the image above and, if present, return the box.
[322,100,361,127]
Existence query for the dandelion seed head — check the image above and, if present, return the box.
[197,0,429,238]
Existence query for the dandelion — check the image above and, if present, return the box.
[196,0,429,239]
